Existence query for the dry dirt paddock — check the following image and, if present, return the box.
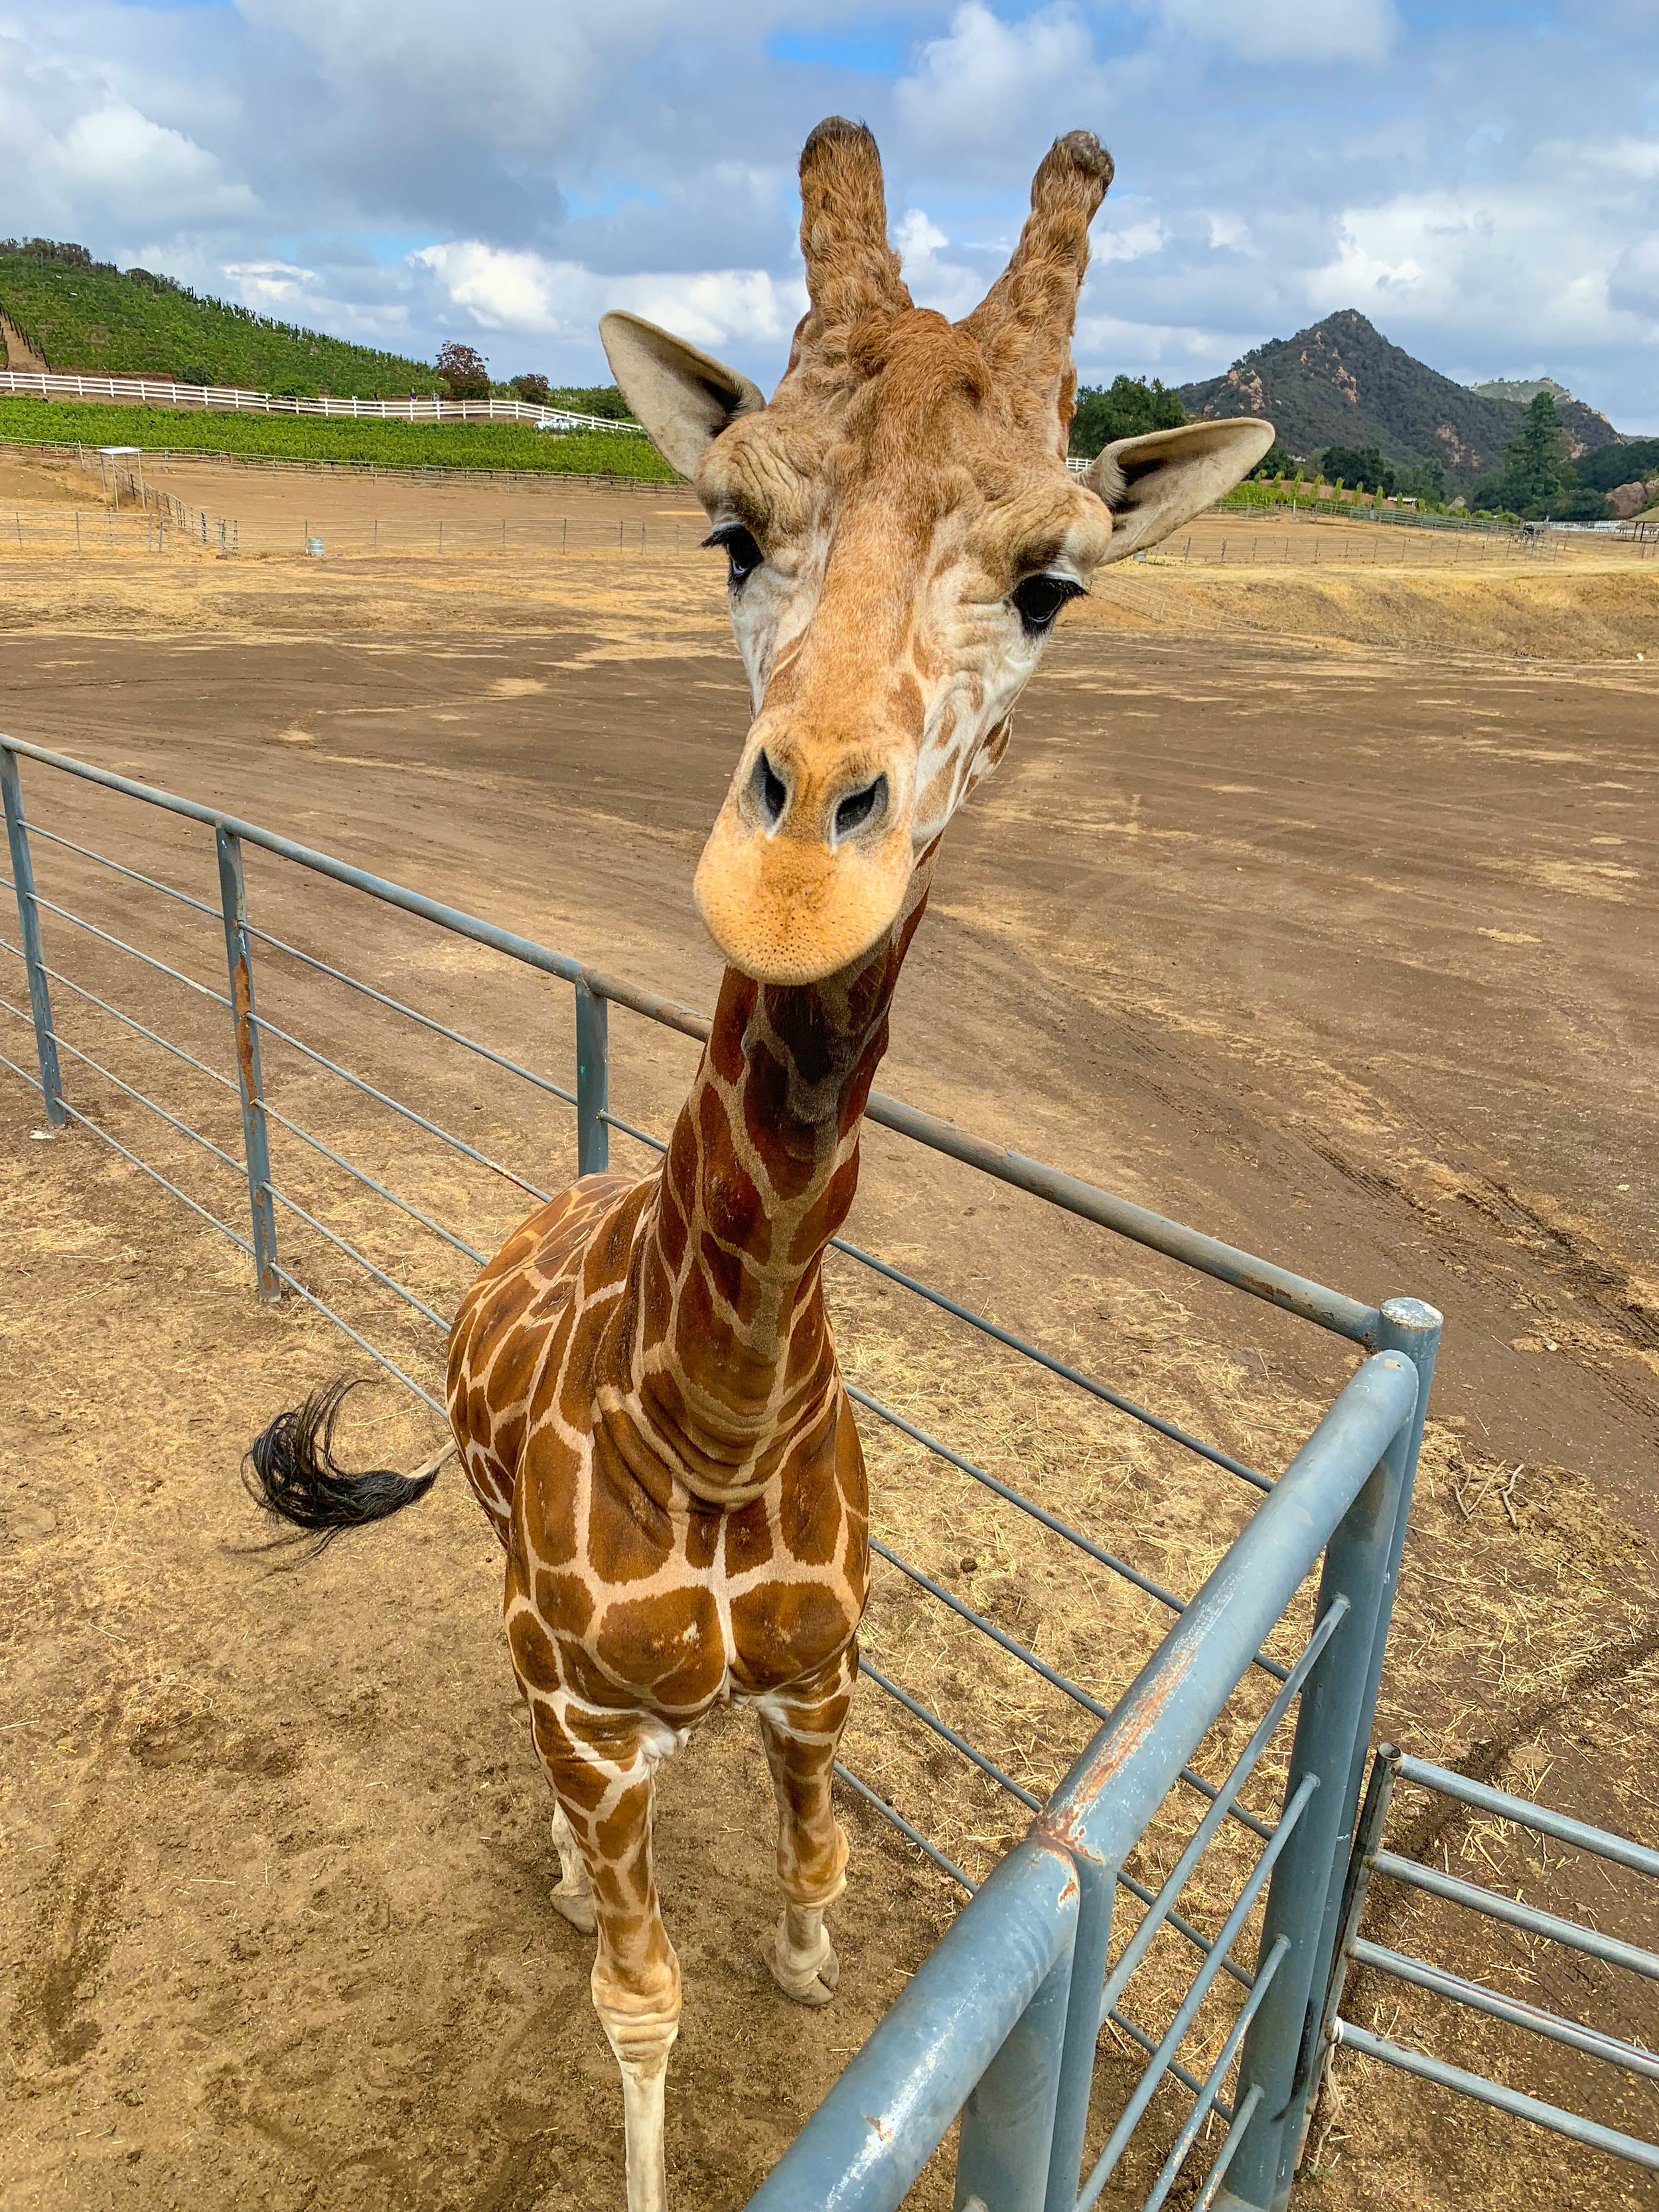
[1,469,1656,2212]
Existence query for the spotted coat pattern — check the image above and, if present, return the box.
[445,895,924,2073]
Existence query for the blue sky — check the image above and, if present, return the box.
[3,1,1657,428]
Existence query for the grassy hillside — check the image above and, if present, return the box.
[1179,312,1621,488]
[0,398,677,479]
[0,240,433,397]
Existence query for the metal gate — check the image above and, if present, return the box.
[1316,1745,1658,2175]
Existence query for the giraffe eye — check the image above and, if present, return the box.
[1011,572,1082,634]
[703,522,764,590]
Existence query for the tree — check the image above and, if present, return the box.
[1254,441,1301,479]
[435,340,490,400]
[1396,455,1445,504]
[510,372,551,404]
[1500,390,1568,514]
[555,384,633,421]
[1068,375,1185,458]
[1319,444,1396,496]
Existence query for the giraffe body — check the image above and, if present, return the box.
[246,117,1274,2211]
[445,927,919,2205]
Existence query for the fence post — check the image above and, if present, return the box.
[215,826,280,1299]
[956,1941,1076,2212]
[1042,1854,1116,2212]
[1210,1315,1436,2212]
[1,744,66,1126]
[1309,1741,1399,2069]
[575,981,609,1175]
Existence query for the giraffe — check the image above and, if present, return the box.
[245,118,1272,2211]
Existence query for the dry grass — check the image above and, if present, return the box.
[3,496,1656,2210]
[23,926,1652,2208]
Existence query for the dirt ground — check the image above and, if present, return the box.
[1,473,1656,2212]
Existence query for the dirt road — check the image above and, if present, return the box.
[2,502,1656,2211]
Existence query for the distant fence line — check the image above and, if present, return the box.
[77,447,239,553]
[0,366,645,436]
[274,514,1575,569]
[0,508,227,557]
[0,444,238,555]
[293,513,708,557]
[1149,527,1563,569]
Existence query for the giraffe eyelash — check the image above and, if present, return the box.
[702,522,765,589]
[1009,571,1084,635]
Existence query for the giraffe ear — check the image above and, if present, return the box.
[1087,419,1275,562]
[599,311,766,480]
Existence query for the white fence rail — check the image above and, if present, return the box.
[0,368,645,437]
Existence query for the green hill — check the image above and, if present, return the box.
[1179,311,1622,490]
[0,238,434,397]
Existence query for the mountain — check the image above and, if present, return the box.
[0,238,433,398]
[1178,311,1622,488]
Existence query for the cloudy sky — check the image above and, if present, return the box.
[3,0,1656,427]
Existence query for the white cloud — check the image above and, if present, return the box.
[1311,181,1658,348]
[1609,238,1659,322]
[1154,0,1398,65]
[1094,217,1165,264]
[413,240,806,352]
[222,260,320,310]
[1550,135,1659,184]
[893,210,950,261]
[0,44,258,234]
[895,3,1112,165]
[887,208,988,319]
[1073,306,1243,376]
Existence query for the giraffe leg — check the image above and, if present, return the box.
[756,1657,855,2008]
[549,1799,597,1936]
[531,1706,682,2212]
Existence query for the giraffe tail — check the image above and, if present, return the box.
[243,1377,457,1552]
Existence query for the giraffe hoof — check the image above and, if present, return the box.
[766,1913,840,2006]
[768,1947,839,2006]
[549,1883,597,1937]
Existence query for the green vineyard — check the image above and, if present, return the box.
[0,398,678,480]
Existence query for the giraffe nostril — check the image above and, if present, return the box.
[832,773,888,844]
[752,750,789,831]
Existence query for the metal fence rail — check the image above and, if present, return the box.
[1313,1745,1659,2176]
[1,728,1451,2211]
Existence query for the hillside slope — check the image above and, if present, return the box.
[0,242,432,398]
[1179,312,1621,485]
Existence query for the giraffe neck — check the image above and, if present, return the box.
[628,864,933,1501]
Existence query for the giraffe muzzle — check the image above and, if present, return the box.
[693,742,916,985]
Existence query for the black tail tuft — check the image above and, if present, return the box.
[243,1378,443,1554]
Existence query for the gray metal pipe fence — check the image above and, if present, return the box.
[1312,1745,1659,2177]
[29,726,1644,2206]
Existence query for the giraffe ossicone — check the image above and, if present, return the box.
[245,117,1273,2212]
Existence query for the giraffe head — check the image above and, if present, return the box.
[603,119,1271,986]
